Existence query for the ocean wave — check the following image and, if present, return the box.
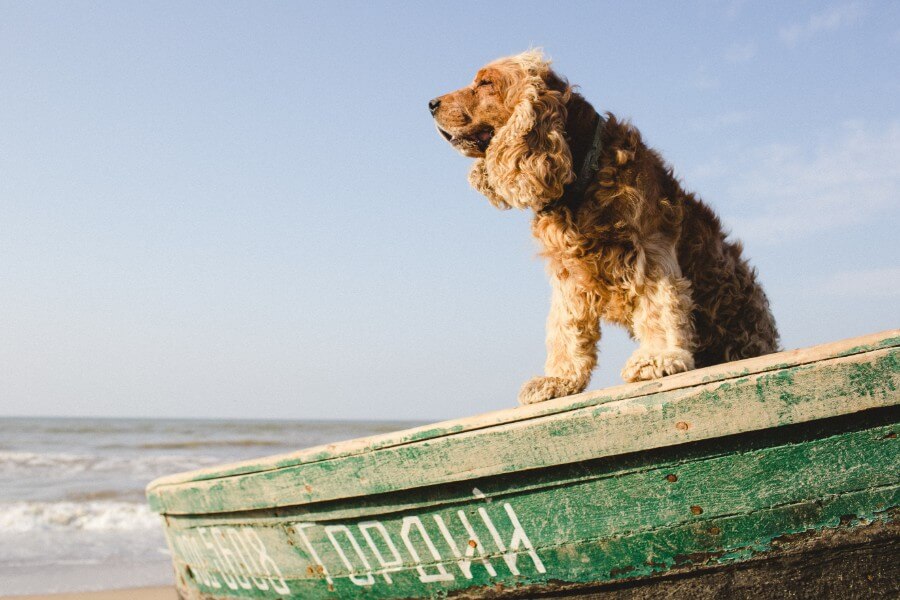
[64,489,145,502]
[0,451,222,477]
[0,501,161,532]
[133,439,284,450]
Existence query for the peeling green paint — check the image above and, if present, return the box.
[402,424,467,442]
[155,421,899,598]
[836,336,900,358]
[848,353,899,399]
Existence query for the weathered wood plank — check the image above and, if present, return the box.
[147,329,899,490]
[157,407,895,527]
[168,494,900,599]
[164,408,898,527]
[564,520,900,600]
[149,343,900,515]
[158,416,899,599]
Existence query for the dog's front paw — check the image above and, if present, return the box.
[621,348,695,383]
[518,376,584,405]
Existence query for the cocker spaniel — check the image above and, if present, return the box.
[430,50,779,405]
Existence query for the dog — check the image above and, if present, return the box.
[430,50,779,405]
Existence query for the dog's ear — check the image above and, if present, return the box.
[468,159,511,210]
[482,61,574,210]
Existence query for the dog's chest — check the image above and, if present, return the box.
[532,211,639,324]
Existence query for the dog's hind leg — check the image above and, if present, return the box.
[621,274,696,382]
[518,273,601,405]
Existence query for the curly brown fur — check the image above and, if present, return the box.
[431,50,779,405]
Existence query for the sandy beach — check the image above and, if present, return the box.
[5,588,177,600]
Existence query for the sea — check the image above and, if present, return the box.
[0,417,418,595]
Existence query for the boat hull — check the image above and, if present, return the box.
[148,331,900,599]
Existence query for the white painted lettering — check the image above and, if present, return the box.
[211,527,252,590]
[478,504,546,575]
[292,523,334,585]
[172,492,547,593]
[434,513,497,579]
[359,521,403,583]
[243,528,291,594]
[198,528,230,588]
[226,527,270,591]
[325,525,376,586]
[400,516,455,583]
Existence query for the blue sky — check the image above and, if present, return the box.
[1,1,897,421]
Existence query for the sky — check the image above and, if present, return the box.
[0,1,898,421]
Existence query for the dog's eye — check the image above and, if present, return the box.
[477,79,493,88]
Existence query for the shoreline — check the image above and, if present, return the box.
[4,588,177,600]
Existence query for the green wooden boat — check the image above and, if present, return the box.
[147,330,900,599]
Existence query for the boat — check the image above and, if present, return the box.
[147,329,899,598]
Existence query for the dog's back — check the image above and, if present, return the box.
[677,194,780,367]
[551,113,780,367]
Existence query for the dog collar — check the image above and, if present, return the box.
[538,113,606,214]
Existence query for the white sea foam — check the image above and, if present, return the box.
[0,451,221,477]
[0,501,161,532]
[0,417,403,595]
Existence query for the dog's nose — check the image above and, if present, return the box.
[428,97,441,115]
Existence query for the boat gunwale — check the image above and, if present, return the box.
[146,330,899,499]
